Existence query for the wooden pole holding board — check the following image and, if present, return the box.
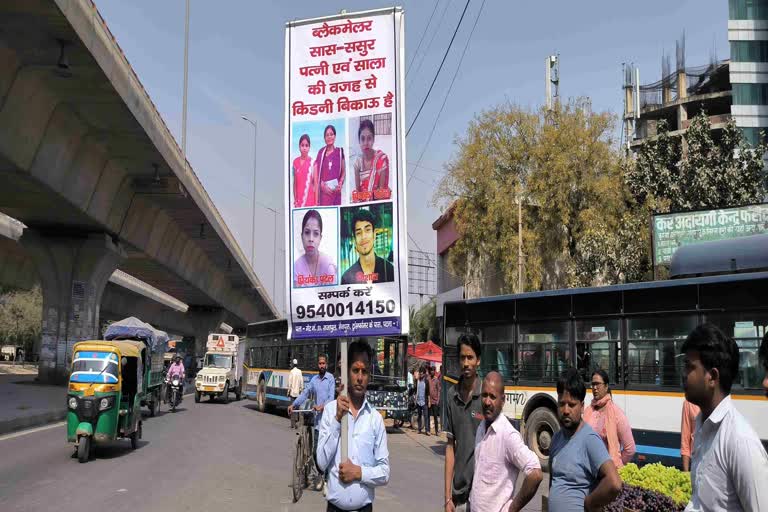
[339,338,348,461]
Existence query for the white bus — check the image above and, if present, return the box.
[442,271,768,468]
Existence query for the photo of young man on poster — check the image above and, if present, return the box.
[340,204,395,285]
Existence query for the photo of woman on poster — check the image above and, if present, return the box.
[314,124,345,206]
[293,209,337,287]
[352,118,391,203]
[292,134,316,208]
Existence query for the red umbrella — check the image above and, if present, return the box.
[407,340,442,363]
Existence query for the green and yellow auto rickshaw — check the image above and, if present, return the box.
[66,340,144,463]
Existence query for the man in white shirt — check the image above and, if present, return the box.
[681,323,768,512]
[288,359,303,428]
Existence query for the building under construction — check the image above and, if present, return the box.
[623,36,732,151]
[625,1,768,151]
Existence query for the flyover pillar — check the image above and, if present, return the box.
[20,231,124,383]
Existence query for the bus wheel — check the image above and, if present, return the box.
[257,379,266,412]
[526,407,559,470]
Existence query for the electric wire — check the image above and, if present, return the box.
[405,0,473,138]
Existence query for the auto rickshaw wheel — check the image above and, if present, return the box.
[149,398,156,417]
[195,390,201,403]
[77,437,90,463]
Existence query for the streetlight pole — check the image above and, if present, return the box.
[241,116,258,270]
[182,0,190,158]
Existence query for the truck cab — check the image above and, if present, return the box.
[194,334,245,403]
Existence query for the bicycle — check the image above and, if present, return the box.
[290,404,316,503]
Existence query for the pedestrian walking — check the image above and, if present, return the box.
[681,323,768,511]
[583,369,636,468]
[416,365,429,435]
[548,368,621,512]
[288,353,336,491]
[288,358,304,400]
[469,371,542,512]
[288,359,304,428]
[428,365,442,434]
[680,399,700,472]
[317,339,389,512]
[444,333,483,512]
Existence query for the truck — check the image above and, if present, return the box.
[194,333,245,403]
[104,317,168,416]
[1,345,17,361]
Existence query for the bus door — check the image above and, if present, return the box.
[574,319,623,410]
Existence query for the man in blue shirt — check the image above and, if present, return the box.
[548,368,621,512]
[317,339,389,511]
[289,353,336,491]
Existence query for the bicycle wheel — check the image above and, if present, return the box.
[292,434,304,503]
[303,426,314,488]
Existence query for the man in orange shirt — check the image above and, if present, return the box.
[680,399,700,472]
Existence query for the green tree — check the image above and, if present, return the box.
[0,286,42,355]
[408,300,437,345]
[626,113,768,213]
[435,99,641,291]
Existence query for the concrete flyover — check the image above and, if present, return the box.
[0,0,277,382]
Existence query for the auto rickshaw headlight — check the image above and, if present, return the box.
[98,396,115,411]
[68,397,78,409]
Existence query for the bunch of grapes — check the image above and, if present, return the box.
[605,484,684,512]
[618,462,691,506]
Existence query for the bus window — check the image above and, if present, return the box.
[575,319,620,385]
[480,325,514,381]
[706,312,768,390]
[518,321,570,384]
[277,345,290,369]
[626,315,697,387]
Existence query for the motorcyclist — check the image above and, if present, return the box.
[166,355,185,402]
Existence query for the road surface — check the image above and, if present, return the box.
[0,396,443,512]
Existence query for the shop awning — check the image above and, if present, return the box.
[408,341,443,363]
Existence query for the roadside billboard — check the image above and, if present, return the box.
[652,203,768,266]
[285,8,408,339]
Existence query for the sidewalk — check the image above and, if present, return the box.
[0,373,67,435]
[397,423,549,512]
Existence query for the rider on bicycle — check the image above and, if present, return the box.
[287,353,335,492]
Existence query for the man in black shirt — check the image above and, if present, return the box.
[341,208,394,285]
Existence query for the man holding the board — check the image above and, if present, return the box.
[317,340,390,511]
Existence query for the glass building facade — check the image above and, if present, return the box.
[729,0,768,145]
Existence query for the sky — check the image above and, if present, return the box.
[94,0,728,313]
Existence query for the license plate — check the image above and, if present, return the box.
[203,386,215,391]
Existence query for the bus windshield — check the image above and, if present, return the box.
[369,337,406,384]
[204,353,232,369]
